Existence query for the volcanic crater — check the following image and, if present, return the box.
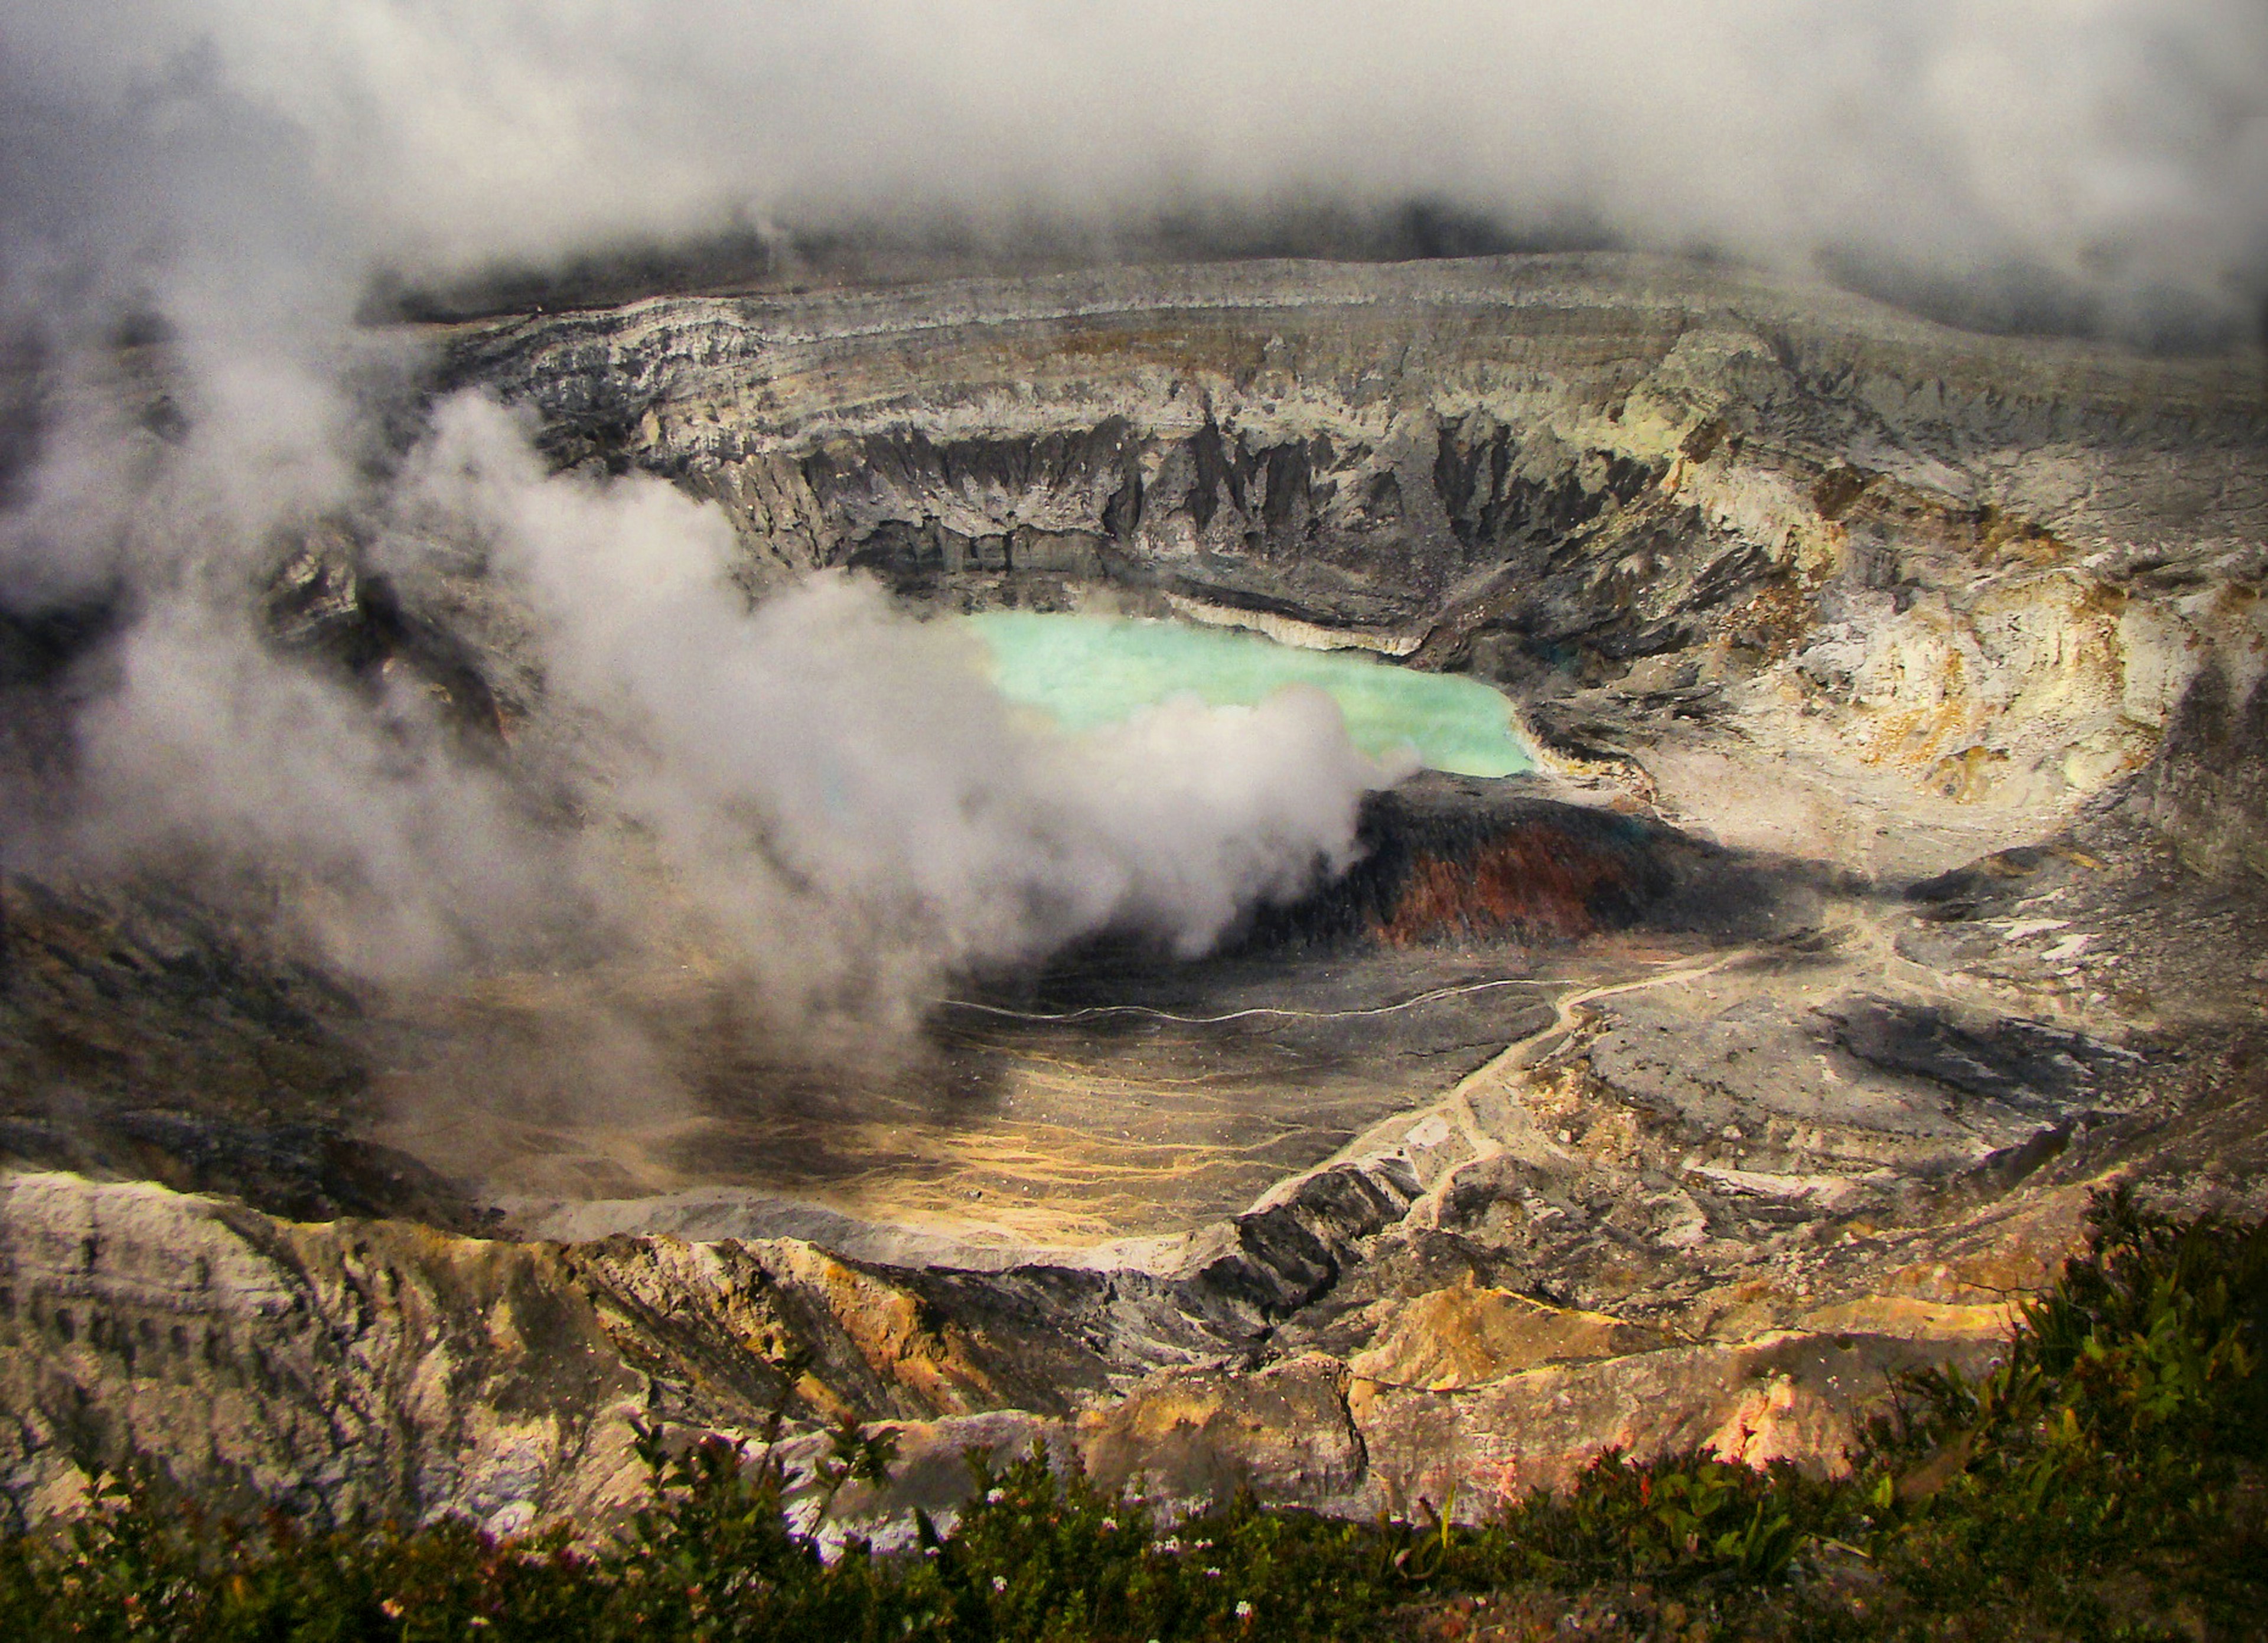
[3,253,2266,1537]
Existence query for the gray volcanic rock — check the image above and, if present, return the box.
[4,251,2267,1534]
[444,255,2266,828]
[0,876,478,1231]
[0,1152,1419,1530]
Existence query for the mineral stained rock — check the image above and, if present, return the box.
[3,252,2265,1534]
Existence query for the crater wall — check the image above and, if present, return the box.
[449,254,2268,834]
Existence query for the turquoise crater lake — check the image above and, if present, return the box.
[967,612,1533,778]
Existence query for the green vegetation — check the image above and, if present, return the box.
[4,1189,2263,1639]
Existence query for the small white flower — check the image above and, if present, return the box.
[923,1546,940,1559]
[1100,1517,1118,1532]
[1204,1567,1222,1578]
[992,1574,1008,1593]
[985,1487,1006,1504]
[1236,1600,1254,1620]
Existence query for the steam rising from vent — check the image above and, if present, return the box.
[397,396,1409,1020]
[28,387,1409,1026]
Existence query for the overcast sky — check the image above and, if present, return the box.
[2,1,2264,343]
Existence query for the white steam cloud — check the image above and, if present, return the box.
[396,396,1406,1018]
[26,380,1407,1022]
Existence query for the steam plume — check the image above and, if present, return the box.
[392,396,1407,1020]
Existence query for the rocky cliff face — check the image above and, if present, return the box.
[4,253,2266,1537]
[449,255,2266,832]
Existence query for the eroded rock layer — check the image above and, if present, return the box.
[449,254,2267,834]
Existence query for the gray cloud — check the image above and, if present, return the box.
[8,2,2262,340]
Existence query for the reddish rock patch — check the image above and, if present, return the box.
[1377,822,1641,947]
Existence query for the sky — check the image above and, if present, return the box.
[4,1,2263,345]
